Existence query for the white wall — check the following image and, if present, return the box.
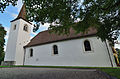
[24,36,116,67]
[4,19,31,65]
[4,20,20,61]
[15,19,31,65]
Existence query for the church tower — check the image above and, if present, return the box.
[4,4,32,65]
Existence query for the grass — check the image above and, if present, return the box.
[0,65,120,69]
[100,68,120,79]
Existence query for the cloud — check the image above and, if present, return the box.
[16,0,23,12]
[30,23,50,39]
[115,40,120,49]
[6,0,23,19]
[4,26,10,51]
[6,11,18,18]
[4,27,10,40]
[115,44,120,49]
[115,37,120,49]
[11,13,18,18]
[41,23,50,28]
[4,0,23,19]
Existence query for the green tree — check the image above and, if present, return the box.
[0,0,18,13]
[0,24,6,64]
[0,0,120,43]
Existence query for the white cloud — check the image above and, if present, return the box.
[16,0,23,12]
[4,27,10,40]
[115,37,120,49]
[5,0,23,19]
[115,44,120,49]
[115,40,120,49]
[11,13,18,18]
[30,23,50,39]
[4,26,10,51]
[41,23,50,28]
[6,0,23,19]
[6,11,18,18]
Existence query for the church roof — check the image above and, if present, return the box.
[25,27,97,47]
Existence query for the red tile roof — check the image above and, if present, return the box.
[25,27,97,47]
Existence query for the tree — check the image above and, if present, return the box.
[0,0,18,13]
[0,24,6,64]
[24,0,120,44]
[0,0,120,43]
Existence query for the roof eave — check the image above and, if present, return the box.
[11,17,32,25]
[24,33,96,48]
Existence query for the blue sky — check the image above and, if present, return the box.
[0,0,120,50]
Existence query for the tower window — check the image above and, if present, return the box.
[53,45,58,54]
[84,40,91,51]
[23,25,28,32]
[30,49,33,57]
[14,25,16,30]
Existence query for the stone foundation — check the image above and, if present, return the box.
[1,61,16,66]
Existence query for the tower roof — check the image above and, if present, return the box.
[11,4,31,24]
[17,4,26,20]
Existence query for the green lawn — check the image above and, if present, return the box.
[0,65,119,68]
[0,65,120,69]
[100,68,120,79]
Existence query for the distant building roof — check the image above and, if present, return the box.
[25,27,97,47]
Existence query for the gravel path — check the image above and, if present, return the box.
[0,68,108,79]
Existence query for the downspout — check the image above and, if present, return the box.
[105,40,113,67]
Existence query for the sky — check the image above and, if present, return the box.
[0,0,120,51]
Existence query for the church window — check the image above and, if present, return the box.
[23,25,28,32]
[84,40,91,51]
[53,45,58,54]
[14,25,16,30]
[30,49,33,57]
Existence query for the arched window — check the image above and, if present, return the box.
[53,45,58,54]
[23,24,28,32]
[84,40,91,51]
[14,25,16,30]
[30,49,33,57]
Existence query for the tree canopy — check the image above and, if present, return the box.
[0,0,120,43]
[0,0,18,13]
[0,24,6,64]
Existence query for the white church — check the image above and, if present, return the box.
[3,4,117,67]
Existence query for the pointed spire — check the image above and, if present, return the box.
[11,3,31,24]
[17,4,26,20]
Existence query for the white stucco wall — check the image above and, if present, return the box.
[24,36,116,67]
[4,19,31,65]
[4,20,20,61]
[15,19,31,65]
